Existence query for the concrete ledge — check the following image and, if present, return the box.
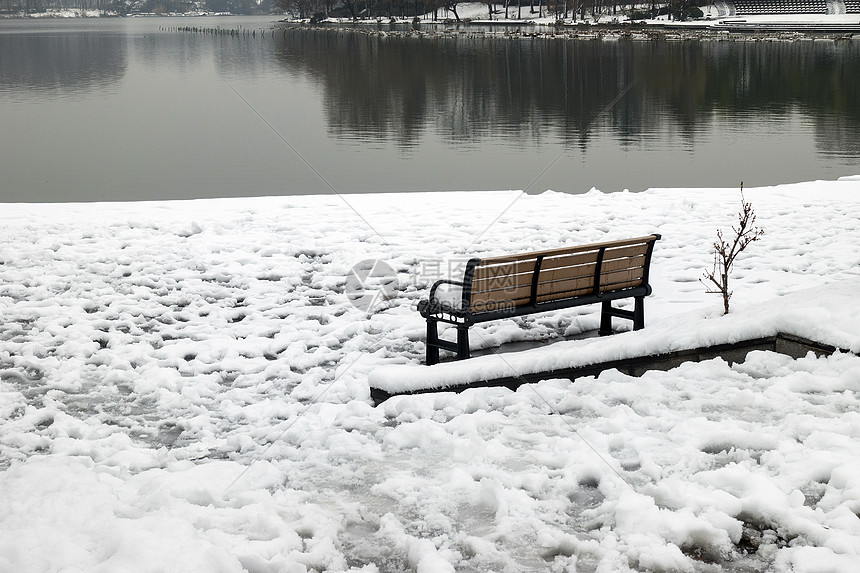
[370,333,841,405]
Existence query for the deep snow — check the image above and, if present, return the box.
[1,178,859,572]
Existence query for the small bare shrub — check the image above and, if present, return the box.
[701,183,765,315]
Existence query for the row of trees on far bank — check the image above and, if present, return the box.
[0,0,275,14]
[0,0,697,20]
[275,0,702,23]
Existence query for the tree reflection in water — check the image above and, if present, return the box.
[272,29,860,158]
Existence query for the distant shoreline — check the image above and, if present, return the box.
[3,11,859,39]
[278,19,860,41]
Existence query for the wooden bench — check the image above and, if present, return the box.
[417,234,661,365]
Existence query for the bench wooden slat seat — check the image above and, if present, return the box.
[417,234,661,365]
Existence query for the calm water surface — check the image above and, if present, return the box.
[1,16,859,202]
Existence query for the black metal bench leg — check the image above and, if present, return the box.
[456,325,470,360]
[633,296,645,330]
[426,319,440,365]
[599,300,613,336]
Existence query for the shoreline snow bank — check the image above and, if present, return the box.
[2,177,860,572]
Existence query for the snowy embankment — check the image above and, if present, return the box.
[1,178,859,572]
[370,277,860,394]
[11,9,110,17]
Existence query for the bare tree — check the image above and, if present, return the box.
[701,183,765,315]
[275,0,323,18]
[340,0,358,18]
[441,0,459,19]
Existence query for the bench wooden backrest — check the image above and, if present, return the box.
[465,235,660,314]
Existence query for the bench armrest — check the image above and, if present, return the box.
[418,279,468,317]
[429,279,465,301]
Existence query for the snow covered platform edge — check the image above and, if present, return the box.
[369,278,860,398]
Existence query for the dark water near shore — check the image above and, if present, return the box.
[1,16,858,202]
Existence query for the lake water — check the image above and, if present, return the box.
[1,16,859,202]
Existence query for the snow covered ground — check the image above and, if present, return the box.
[1,178,859,572]
[10,9,111,17]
